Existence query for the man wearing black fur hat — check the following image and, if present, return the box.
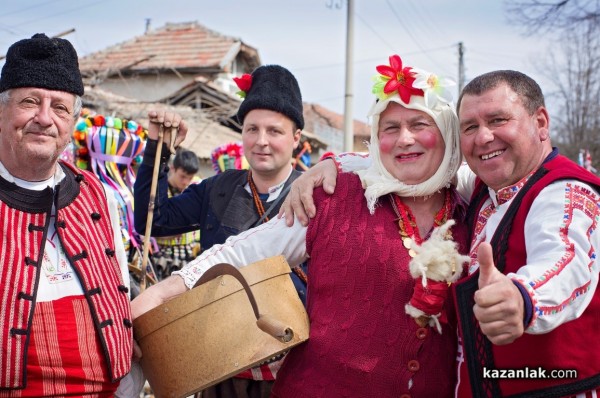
[133,64,308,398]
[0,34,135,396]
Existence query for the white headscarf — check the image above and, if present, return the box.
[355,57,462,214]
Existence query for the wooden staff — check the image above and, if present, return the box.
[139,124,176,291]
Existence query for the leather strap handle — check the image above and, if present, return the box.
[193,263,294,343]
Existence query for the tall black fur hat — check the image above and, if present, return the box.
[0,33,84,96]
[236,65,304,130]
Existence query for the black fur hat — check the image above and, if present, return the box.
[237,65,304,130]
[0,33,84,96]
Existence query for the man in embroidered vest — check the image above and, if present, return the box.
[451,71,600,398]
[133,64,308,398]
[282,70,600,397]
[132,54,470,397]
[0,33,135,396]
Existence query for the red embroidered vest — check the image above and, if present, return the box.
[0,162,132,390]
[272,173,469,398]
[454,155,600,397]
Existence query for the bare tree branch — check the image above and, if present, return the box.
[505,0,600,36]
[532,18,600,169]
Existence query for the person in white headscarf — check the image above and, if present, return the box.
[131,54,469,397]
[357,59,462,213]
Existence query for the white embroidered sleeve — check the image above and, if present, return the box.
[337,152,371,173]
[509,180,600,334]
[173,216,309,289]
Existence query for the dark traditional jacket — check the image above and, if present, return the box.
[135,141,298,248]
[0,162,132,389]
[454,154,600,398]
[134,140,306,299]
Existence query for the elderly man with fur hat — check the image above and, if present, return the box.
[132,55,469,397]
[0,34,135,396]
[133,64,308,398]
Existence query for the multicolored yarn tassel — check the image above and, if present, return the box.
[69,110,149,260]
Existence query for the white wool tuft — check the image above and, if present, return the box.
[404,219,470,334]
[408,219,469,285]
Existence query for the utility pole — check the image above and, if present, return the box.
[343,0,354,152]
[458,42,465,95]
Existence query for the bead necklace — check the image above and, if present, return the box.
[248,170,269,223]
[247,170,308,284]
[389,189,452,258]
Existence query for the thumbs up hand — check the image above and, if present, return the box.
[473,242,525,345]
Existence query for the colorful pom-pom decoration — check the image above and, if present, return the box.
[210,141,249,174]
[127,120,137,132]
[67,111,150,254]
[93,115,105,126]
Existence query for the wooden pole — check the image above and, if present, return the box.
[139,125,169,291]
[343,0,354,152]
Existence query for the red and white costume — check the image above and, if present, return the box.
[0,160,132,397]
[454,153,600,398]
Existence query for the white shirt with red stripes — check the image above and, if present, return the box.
[0,161,137,397]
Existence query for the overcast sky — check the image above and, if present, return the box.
[0,0,552,123]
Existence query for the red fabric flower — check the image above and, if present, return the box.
[376,55,423,104]
[233,73,252,97]
[409,279,449,322]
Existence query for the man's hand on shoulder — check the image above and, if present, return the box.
[279,158,339,227]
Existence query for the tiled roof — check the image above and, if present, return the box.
[79,21,254,73]
[304,103,370,138]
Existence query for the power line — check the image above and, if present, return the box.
[0,0,63,19]
[385,0,429,51]
[294,45,456,72]
[384,0,454,76]
[1,1,105,29]
[0,22,23,36]
[355,12,397,52]
[0,29,75,60]
[406,0,449,40]
[469,48,533,61]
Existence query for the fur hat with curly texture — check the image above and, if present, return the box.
[236,64,304,130]
[0,33,84,96]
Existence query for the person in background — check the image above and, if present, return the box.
[0,33,133,397]
[152,148,202,278]
[131,54,469,397]
[168,148,201,194]
[282,69,600,397]
[133,64,307,398]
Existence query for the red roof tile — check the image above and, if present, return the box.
[304,103,370,138]
[79,21,253,73]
